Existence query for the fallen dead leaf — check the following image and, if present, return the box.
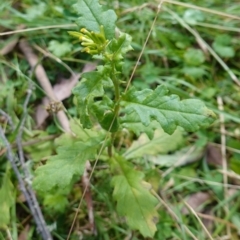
[18,224,30,240]
[35,63,96,126]
[182,192,212,215]
[206,144,222,166]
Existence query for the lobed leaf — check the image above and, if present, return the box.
[111,156,158,238]
[33,137,101,193]
[73,0,117,39]
[121,85,216,135]
[121,115,161,139]
[124,127,183,159]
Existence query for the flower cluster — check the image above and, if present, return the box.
[68,25,109,55]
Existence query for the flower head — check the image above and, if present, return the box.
[68,25,109,55]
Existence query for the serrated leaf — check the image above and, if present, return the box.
[33,137,101,193]
[73,0,117,39]
[121,114,160,139]
[111,156,158,237]
[121,85,216,135]
[124,127,183,159]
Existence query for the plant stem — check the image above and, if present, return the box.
[107,63,121,157]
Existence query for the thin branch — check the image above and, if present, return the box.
[0,126,52,240]
[163,0,240,20]
[217,96,231,238]
[183,200,214,240]
[124,0,164,93]
[0,109,15,131]
[151,190,199,240]
[0,24,75,36]
[15,83,53,240]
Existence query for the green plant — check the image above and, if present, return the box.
[32,0,216,238]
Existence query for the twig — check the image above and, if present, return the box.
[81,162,97,235]
[0,126,52,240]
[0,24,75,36]
[0,134,58,156]
[171,175,240,190]
[0,109,15,131]
[183,200,214,240]
[125,0,164,93]
[15,83,52,240]
[163,0,240,20]
[151,190,199,240]
[217,96,230,238]
[6,228,13,240]
[196,212,237,230]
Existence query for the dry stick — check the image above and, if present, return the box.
[196,212,237,231]
[217,96,231,238]
[6,228,13,240]
[0,135,58,156]
[19,40,96,236]
[195,22,240,33]
[172,175,240,190]
[151,190,199,240]
[0,24,75,36]
[163,0,240,20]
[125,0,164,93]
[67,2,165,238]
[0,126,52,240]
[183,200,214,240]
[81,162,97,235]
[0,109,15,131]
[16,84,53,240]
[165,8,240,87]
